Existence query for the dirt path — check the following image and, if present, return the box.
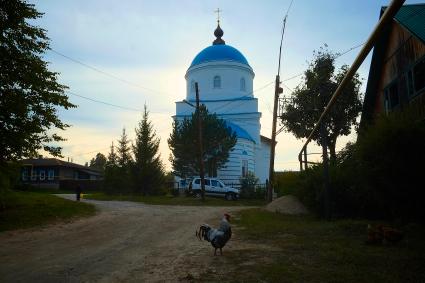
[0,195,251,283]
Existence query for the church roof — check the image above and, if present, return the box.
[226,121,255,143]
[190,23,250,68]
[190,44,250,68]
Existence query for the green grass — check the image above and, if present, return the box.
[85,192,267,206]
[203,209,425,283]
[0,191,96,232]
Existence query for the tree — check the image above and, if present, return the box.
[115,128,133,193]
[104,142,119,194]
[89,153,107,172]
[117,128,133,167]
[0,1,75,166]
[132,105,164,195]
[168,105,237,178]
[280,47,362,161]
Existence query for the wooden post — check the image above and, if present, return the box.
[195,83,206,201]
[268,75,281,202]
[303,146,308,170]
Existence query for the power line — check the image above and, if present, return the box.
[67,90,144,112]
[281,42,365,82]
[50,49,170,97]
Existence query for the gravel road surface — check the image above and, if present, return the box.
[0,195,248,282]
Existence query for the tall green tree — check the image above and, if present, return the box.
[0,0,75,166]
[104,142,119,194]
[117,128,132,167]
[168,105,237,178]
[89,152,107,172]
[132,105,164,195]
[280,47,362,160]
[115,128,133,193]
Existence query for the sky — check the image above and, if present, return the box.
[30,0,421,171]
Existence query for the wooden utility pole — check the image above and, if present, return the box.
[195,83,206,201]
[268,75,282,202]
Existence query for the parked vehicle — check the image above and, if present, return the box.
[190,177,240,200]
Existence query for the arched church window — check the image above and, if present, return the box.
[240,77,246,91]
[213,75,221,88]
[190,80,195,93]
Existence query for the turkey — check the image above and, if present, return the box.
[196,213,232,256]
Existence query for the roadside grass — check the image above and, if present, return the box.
[0,191,96,232]
[85,192,266,206]
[202,209,425,283]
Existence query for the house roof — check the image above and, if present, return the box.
[21,158,101,175]
[393,4,425,44]
[360,4,425,128]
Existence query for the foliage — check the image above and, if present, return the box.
[0,0,75,165]
[168,105,237,178]
[280,47,362,160]
[274,171,301,197]
[294,105,425,222]
[0,191,95,232]
[104,142,120,194]
[89,153,107,172]
[132,105,164,195]
[239,172,263,199]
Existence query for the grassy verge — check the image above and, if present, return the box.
[202,209,425,283]
[0,191,96,232]
[85,192,266,207]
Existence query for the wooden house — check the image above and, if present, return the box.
[361,4,425,126]
[21,158,102,189]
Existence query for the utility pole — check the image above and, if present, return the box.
[268,12,287,202]
[268,75,282,202]
[195,82,206,201]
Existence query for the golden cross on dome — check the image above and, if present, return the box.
[214,8,222,23]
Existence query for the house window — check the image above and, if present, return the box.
[242,160,248,177]
[384,81,399,112]
[213,75,221,88]
[39,170,45,181]
[31,170,37,181]
[22,170,28,181]
[413,57,425,93]
[48,169,54,180]
[240,77,246,91]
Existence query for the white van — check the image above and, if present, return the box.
[190,177,240,200]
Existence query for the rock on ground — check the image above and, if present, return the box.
[265,195,308,215]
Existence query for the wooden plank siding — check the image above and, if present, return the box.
[374,21,425,115]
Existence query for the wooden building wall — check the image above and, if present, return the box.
[374,21,425,114]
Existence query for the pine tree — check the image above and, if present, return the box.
[115,129,133,193]
[132,105,164,195]
[104,142,119,194]
[117,128,132,167]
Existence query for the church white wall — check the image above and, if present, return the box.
[185,61,254,101]
[217,138,255,185]
[255,139,271,183]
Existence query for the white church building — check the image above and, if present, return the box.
[174,22,271,184]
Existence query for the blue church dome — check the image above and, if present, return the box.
[190,44,250,68]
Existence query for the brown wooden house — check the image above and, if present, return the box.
[21,158,102,190]
[361,4,425,126]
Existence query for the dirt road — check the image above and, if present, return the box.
[0,195,249,283]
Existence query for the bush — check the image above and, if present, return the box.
[295,106,425,222]
[240,172,265,199]
[274,171,302,197]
